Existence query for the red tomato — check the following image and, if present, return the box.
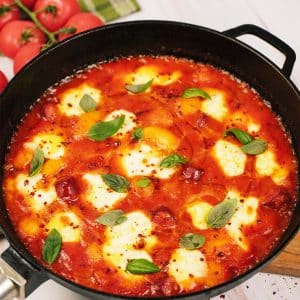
[55,177,79,202]
[0,0,20,30]
[58,12,104,41]
[0,70,8,93]
[34,0,80,32]
[0,20,46,58]
[21,0,37,8]
[13,42,42,74]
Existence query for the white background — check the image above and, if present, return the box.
[0,0,299,299]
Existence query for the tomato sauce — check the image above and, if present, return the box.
[3,56,298,297]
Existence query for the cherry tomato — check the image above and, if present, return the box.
[0,0,20,30]
[55,177,79,202]
[0,20,46,58]
[58,12,104,41]
[34,0,80,32]
[13,42,42,74]
[0,70,8,93]
[21,0,37,8]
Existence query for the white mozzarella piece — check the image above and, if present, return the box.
[105,211,156,247]
[187,201,213,230]
[16,173,56,211]
[255,150,288,185]
[122,143,176,179]
[247,122,260,133]
[214,140,247,176]
[225,191,258,250]
[168,248,207,289]
[103,211,156,276]
[31,188,57,211]
[24,134,65,160]
[16,173,42,195]
[82,173,127,210]
[125,65,181,89]
[103,247,152,272]
[58,84,102,116]
[201,89,228,121]
[46,211,81,242]
[104,109,137,137]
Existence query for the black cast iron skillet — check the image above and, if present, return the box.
[0,21,299,300]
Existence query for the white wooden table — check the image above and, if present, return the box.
[0,0,299,299]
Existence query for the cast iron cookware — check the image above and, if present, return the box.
[0,21,299,300]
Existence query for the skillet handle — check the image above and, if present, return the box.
[223,24,296,77]
[0,247,48,299]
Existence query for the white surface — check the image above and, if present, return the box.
[1,0,300,299]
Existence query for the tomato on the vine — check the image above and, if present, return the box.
[58,12,104,41]
[0,20,45,58]
[0,70,8,93]
[34,0,80,32]
[0,0,20,30]
[21,0,37,8]
[13,42,42,74]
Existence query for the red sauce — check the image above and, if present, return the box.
[3,56,298,297]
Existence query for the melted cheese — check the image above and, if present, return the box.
[104,109,137,137]
[176,98,201,115]
[225,191,258,250]
[46,211,81,242]
[82,173,127,210]
[121,126,180,179]
[143,126,180,151]
[86,243,102,262]
[201,88,228,121]
[42,159,64,176]
[168,248,207,289]
[103,211,156,278]
[255,150,288,185]
[25,134,65,160]
[229,112,261,134]
[187,201,213,230]
[19,216,40,237]
[58,84,102,116]
[125,65,181,89]
[121,143,176,179]
[16,173,56,211]
[214,140,247,176]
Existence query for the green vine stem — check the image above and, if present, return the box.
[14,0,57,46]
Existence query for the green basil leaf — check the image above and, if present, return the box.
[207,198,238,228]
[79,94,97,112]
[241,140,268,155]
[136,177,151,188]
[87,115,125,141]
[132,127,143,140]
[160,154,187,168]
[42,229,62,264]
[29,147,45,177]
[126,259,160,274]
[179,233,206,250]
[125,79,154,94]
[182,88,211,99]
[224,128,253,145]
[96,209,127,226]
[102,174,130,193]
